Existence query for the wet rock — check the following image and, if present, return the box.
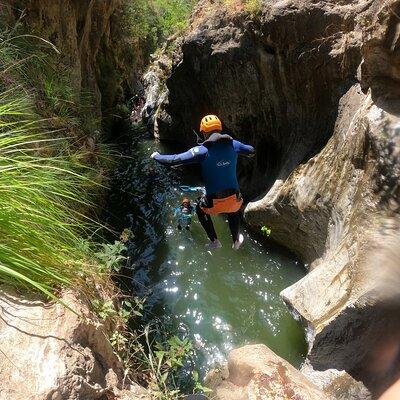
[205,344,331,400]
[301,363,371,400]
[154,0,365,198]
[0,287,149,400]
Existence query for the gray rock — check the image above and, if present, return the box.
[205,344,332,400]
[0,287,150,400]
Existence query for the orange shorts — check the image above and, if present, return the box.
[201,193,243,216]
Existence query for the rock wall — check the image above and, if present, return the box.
[144,0,400,396]
[2,0,146,125]
[0,287,149,400]
[151,0,365,198]
[245,1,400,395]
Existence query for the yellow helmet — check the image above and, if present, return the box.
[200,115,222,135]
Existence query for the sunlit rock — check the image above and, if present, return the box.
[205,344,332,400]
[0,288,149,400]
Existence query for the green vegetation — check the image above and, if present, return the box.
[0,35,111,298]
[0,11,209,398]
[153,0,196,37]
[243,0,262,14]
[94,248,209,399]
[113,323,210,399]
[223,0,262,15]
[95,241,127,272]
[124,0,196,50]
[261,225,272,236]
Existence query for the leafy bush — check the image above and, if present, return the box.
[123,0,196,51]
[153,0,196,38]
[243,0,262,14]
[113,323,209,399]
[95,241,127,272]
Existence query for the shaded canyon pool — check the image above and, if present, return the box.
[105,131,307,375]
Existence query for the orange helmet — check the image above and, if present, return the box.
[200,115,222,135]
[182,198,190,205]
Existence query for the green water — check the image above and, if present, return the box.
[106,131,306,375]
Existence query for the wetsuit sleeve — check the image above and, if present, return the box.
[233,140,255,157]
[153,146,207,166]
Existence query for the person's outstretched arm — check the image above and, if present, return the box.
[233,140,255,157]
[151,145,208,166]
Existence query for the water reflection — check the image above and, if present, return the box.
[105,132,307,375]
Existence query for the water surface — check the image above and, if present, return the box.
[105,131,306,374]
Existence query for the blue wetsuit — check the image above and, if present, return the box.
[153,133,255,196]
[154,133,255,243]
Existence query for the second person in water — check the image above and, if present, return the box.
[151,114,255,250]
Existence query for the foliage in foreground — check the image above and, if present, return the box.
[0,32,110,298]
[93,241,210,399]
[0,19,210,400]
[104,309,210,398]
[0,98,91,295]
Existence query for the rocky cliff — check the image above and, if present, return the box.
[144,0,400,396]
[149,0,366,198]
[245,1,400,395]
[3,0,146,126]
[0,287,149,400]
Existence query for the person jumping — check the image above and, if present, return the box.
[151,115,255,250]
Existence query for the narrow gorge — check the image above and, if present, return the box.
[144,0,400,398]
[0,0,399,400]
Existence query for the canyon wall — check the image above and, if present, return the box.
[145,0,400,395]
[2,0,146,125]
[245,1,400,395]
[151,0,366,198]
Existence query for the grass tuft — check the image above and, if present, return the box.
[0,31,110,298]
[0,90,101,294]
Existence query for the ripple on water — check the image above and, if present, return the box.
[105,135,307,376]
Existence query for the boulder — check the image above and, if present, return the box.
[0,287,149,400]
[205,344,332,400]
